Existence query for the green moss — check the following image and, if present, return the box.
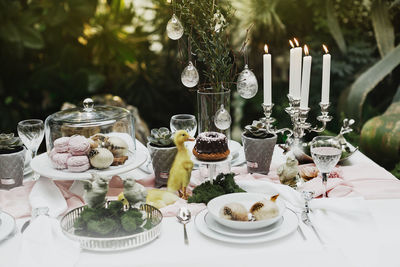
[188,173,245,204]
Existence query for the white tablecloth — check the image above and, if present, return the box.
[1,145,399,267]
[1,199,398,267]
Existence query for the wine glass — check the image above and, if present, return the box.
[17,119,44,159]
[310,136,342,198]
[170,114,197,137]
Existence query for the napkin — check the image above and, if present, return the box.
[309,198,379,267]
[236,179,379,267]
[18,177,80,267]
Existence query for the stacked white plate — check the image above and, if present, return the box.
[0,211,16,243]
[187,140,245,168]
[195,193,298,244]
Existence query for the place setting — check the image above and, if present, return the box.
[194,192,298,244]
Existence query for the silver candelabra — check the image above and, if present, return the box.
[261,95,333,148]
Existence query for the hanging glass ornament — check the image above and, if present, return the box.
[237,64,258,99]
[181,61,199,88]
[166,14,184,40]
[214,104,231,130]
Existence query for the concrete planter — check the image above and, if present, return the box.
[147,143,177,188]
[0,148,25,189]
[241,133,277,174]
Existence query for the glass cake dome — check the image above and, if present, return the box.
[44,98,135,153]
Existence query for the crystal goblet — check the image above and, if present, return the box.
[170,114,197,137]
[310,136,342,198]
[17,119,44,159]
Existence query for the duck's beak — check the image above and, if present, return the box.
[187,136,195,141]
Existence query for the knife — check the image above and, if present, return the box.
[301,210,324,245]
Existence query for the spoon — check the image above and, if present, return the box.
[177,207,191,245]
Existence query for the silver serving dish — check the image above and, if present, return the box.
[60,204,162,251]
[292,142,358,164]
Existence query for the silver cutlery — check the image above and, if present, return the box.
[301,211,324,245]
[177,207,191,245]
[286,207,307,241]
[301,191,324,245]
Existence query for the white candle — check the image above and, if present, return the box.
[321,44,331,104]
[300,45,312,109]
[289,38,302,99]
[263,44,272,105]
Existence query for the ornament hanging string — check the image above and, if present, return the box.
[239,23,254,65]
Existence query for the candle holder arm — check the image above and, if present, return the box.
[261,103,294,138]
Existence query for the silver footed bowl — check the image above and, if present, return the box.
[291,142,358,164]
[60,204,162,251]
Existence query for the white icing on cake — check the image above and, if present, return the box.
[197,132,227,143]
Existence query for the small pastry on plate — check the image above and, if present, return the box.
[220,202,249,221]
[106,136,129,157]
[53,137,70,153]
[111,156,128,166]
[299,165,319,181]
[89,148,114,169]
[67,155,90,172]
[68,135,90,156]
[250,194,280,221]
[49,149,71,169]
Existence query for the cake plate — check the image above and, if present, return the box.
[192,155,232,183]
[30,140,148,180]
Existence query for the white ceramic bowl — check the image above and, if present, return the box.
[207,192,286,230]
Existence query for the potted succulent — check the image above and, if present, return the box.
[241,121,277,174]
[0,133,25,189]
[147,128,178,187]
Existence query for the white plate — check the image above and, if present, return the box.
[0,211,16,242]
[24,166,33,176]
[231,148,245,167]
[204,212,284,237]
[192,154,232,166]
[30,149,148,180]
[207,193,285,230]
[195,209,297,244]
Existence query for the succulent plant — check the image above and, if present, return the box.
[0,133,24,153]
[243,120,270,138]
[147,127,175,147]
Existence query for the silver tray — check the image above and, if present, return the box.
[60,204,162,251]
[292,143,358,164]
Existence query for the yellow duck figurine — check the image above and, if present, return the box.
[167,130,195,199]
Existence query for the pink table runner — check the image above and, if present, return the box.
[1,162,399,219]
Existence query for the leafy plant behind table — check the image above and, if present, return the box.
[236,0,400,170]
[1,0,399,171]
[0,0,193,135]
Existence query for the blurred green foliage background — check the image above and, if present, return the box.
[0,0,399,172]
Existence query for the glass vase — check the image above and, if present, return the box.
[197,89,231,138]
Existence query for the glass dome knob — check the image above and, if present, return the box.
[83,98,94,111]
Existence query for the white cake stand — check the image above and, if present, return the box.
[30,141,148,181]
[192,155,232,183]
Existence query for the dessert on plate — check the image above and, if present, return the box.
[43,98,136,173]
[192,131,230,161]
